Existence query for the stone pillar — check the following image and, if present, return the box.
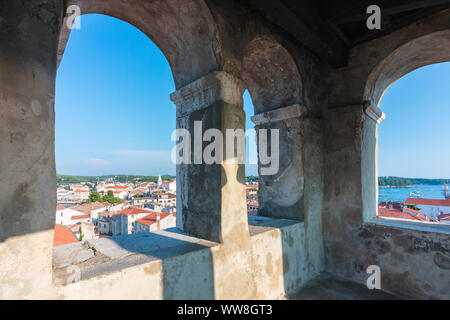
[0,1,63,298]
[323,101,385,225]
[251,104,313,221]
[170,71,248,243]
[361,103,385,221]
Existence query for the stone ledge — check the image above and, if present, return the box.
[248,214,302,236]
[365,217,450,235]
[53,228,218,285]
[251,103,308,125]
[327,101,385,124]
[53,242,95,268]
[53,216,302,286]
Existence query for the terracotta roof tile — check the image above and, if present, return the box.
[71,215,91,220]
[378,207,424,221]
[53,225,79,247]
[405,198,450,207]
[120,207,152,216]
[136,212,172,226]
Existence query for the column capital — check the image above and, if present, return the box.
[328,101,385,124]
[170,71,245,118]
[250,103,308,125]
[364,102,385,124]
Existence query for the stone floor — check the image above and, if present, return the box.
[288,272,403,300]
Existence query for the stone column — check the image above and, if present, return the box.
[0,1,63,298]
[170,71,248,243]
[361,103,386,221]
[251,104,314,221]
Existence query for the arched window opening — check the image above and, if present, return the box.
[242,37,304,221]
[376,62,450,225]
[243,90,259,215]
[54,14,177,248]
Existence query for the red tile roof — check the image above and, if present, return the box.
[53,225,79,247]
[405,198,450,207]
[120,207,152,216]
[378,207,424,221]
[130,187,148,194]
[56,205,65,211]
[136,212,173,226]
[71,215,91,220]
[71,202,107,215]
[403,207,420,214]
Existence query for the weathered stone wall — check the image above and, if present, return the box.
[323,106,450,299]
[0,0,325,299]
[0,0,63,298]
[323,11,450,299]
[2,217,307,299]
[205,0,328,282]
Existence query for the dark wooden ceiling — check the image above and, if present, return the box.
[243,0,450,67]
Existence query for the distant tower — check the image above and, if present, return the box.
[157,174,162,189]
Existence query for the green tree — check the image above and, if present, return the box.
[103,190,124,205]
[78,227,84,241]
[87,191,103,203]
[406,204,421,211]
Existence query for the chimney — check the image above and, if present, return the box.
[156,213,160,230]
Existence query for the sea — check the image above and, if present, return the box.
[378,184,446,203]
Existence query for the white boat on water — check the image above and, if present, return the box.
[410,190,421,197]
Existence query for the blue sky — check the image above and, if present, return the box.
[56,14,449,179]
[378,62,450,179]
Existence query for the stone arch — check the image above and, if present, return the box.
[359,29,450,224]
[59,0,221,88]
[242,36,305,221]
[364,30,450,107]
[242,36,302,114]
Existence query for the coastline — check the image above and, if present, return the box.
[379,185,414,188]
